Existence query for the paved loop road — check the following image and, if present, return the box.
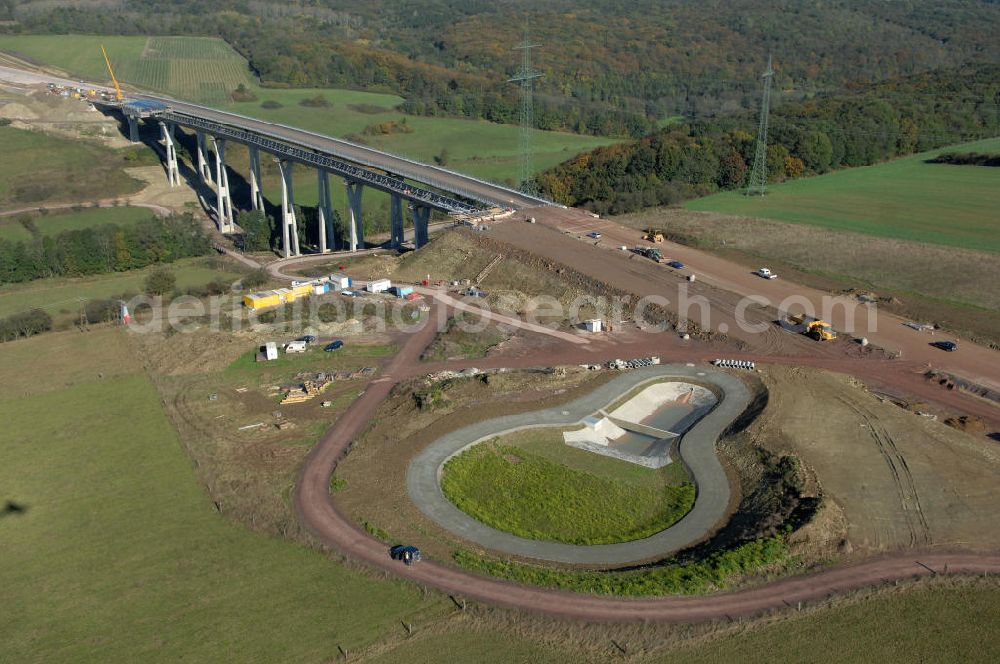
[294,302,1000,623]
[406,365,749,565]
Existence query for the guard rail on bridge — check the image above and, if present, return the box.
[160,110,482,215]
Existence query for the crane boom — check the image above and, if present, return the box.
[100,45,124,102]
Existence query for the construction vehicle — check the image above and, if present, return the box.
[633,246,663,262]
[643,228,665,243]
[805,320,837,341]
[783,314,837,341]
[100,45,125,102]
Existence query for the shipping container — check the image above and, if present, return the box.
[368,279,391,294]
[264,342,278,360]
[328,273,352,291]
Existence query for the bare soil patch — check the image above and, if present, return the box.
[616,208,1000,347]
[750,365,1000,554]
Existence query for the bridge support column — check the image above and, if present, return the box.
[412,205,431,248]
[279,160,300,258]
[127,115,139,143]
[317,169,333,253]
[389,194,405,248]
[345,181,364,251]
[196,131,213,185]
[212,137,235,233]
[248,146,265,211]
[159,122,180,187]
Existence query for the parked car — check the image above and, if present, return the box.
[754,267,777,279]
[324,340,344,352]
[930,340,958,352]
[297,335,317,344]
[587,231,602,239]
[389,545,422,566]
[667,260,685,269]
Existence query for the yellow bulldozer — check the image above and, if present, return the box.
[643,228,665,243]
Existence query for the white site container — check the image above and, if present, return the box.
[367,279,391,294]
[264,342,278,361]
[582,319,603,333]
[329,273,352,291]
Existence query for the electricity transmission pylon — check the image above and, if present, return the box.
[509,32,542,195]
[746,55,775,196]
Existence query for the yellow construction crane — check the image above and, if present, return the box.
[100,45,124,102]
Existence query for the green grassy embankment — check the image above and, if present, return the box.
[0,125,143,207]
[440,428,694,545]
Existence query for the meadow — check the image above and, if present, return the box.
[0,256,243,319]
[685,137,1000,253]
[364,579,1000,663]
[0,125,143,206]
[0,35,252,105]
[440,430,694,545]
[0,327,449,662]
[0,206,155,242]
[0,34,617,197]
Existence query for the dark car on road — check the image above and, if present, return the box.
[297,335,316,344]
[389,545,421,565]
[930,340,958,352]
[667,260,685,269]
[324,340,344,352]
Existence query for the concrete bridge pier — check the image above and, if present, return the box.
[212,137,235,233]
[411,204,431,248]
[345,181,364,251]
[248,146,265,211]
[127,115,139,143]
[195,131,213,185]
[389,194,405,248]
[279,160,300,258]
[159,121,180,187]
[317,169,333,253]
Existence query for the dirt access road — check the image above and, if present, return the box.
[294,299,1000,623]
[515,206,1000,393]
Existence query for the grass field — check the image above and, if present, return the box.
[364,580,1000,663]
[0,206,155,241]
[0,35,252,105]
[0,327,449,662]
[685,137,1000,253]
[0,125,143,207]
[0,256,243,319]
[440,429,694,545]
[0,34,616,194]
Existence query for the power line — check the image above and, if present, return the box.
[509,30,543,194]
[746,55,774,197]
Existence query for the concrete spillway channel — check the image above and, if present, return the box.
[406,364,752,566]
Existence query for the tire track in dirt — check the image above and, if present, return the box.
[837,396,931,547]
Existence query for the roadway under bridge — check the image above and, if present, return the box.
[113,96,554,257]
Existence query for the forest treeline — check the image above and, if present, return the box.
[0,213,211,283]
[536,65,1000,214]
[3,1,1000,138]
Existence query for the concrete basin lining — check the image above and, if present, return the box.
[406,365,753,565]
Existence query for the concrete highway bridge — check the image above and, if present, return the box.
[111,95,554,256]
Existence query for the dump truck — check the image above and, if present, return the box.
[782,314,837,341]
[643,228,665,243]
